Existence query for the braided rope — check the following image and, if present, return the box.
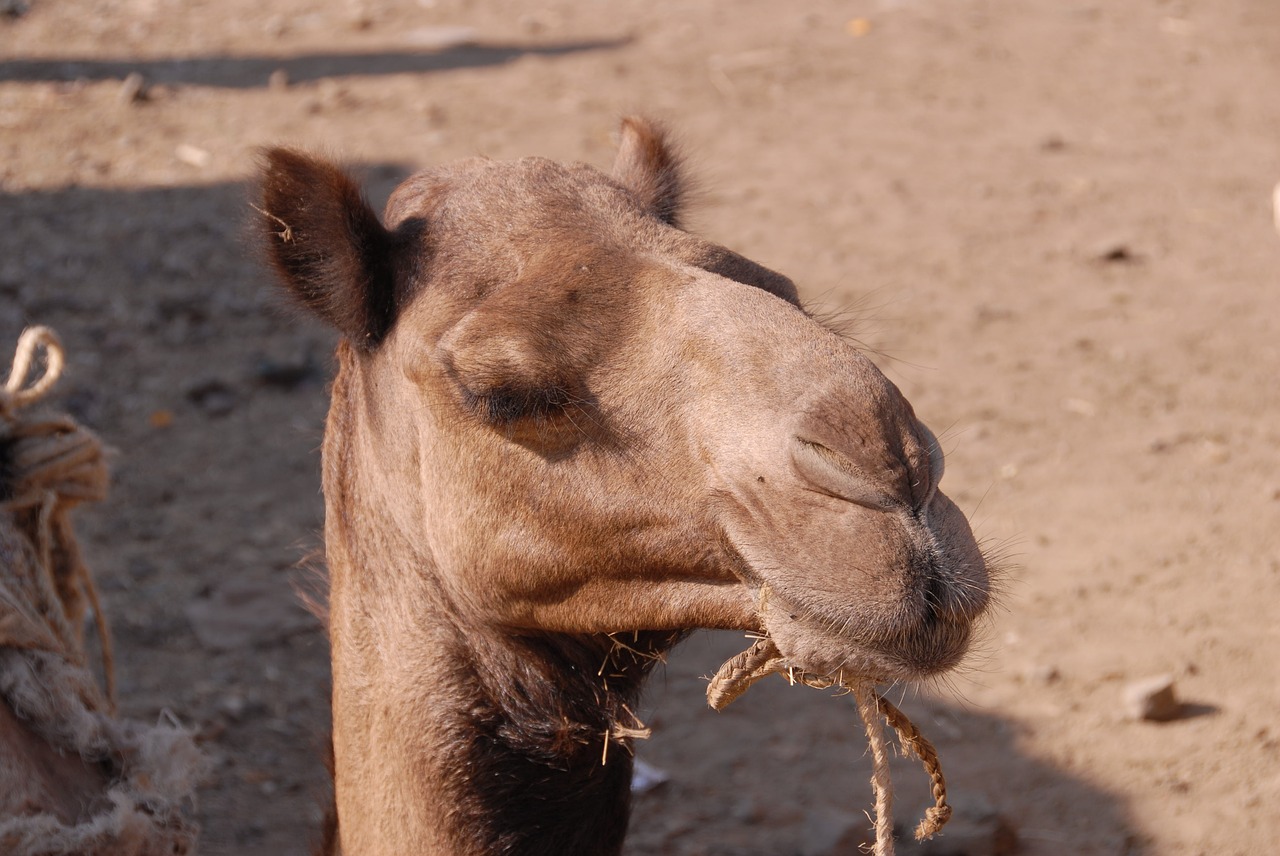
[852,686,895,856]
[707,635,952,855]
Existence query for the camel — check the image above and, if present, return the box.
[257,117,992,856]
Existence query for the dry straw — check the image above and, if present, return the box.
[708,635,951,856]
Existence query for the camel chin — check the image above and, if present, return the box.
[760,593,978,684]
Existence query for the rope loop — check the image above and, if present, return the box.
[708,635,953,856]
[1,326,65,416]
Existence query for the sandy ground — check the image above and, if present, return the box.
[3,1,1279,854]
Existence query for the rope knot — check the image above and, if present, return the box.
[1,326,108,509]
[0,325,114,706]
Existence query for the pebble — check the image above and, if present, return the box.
[1062,397,1097,417]
[1123,674,1182,722]
[1024,663,1062,685]
[845,18,872,38]
[175,143,212,169]
[403,25,478,49]
[263,15,287,37]
[218,692,249,720]
[268,68,290,91]
[117,72,149,105]
[519,14,547,34]
[1273,180,1280,237]
[1093,243,1139,264]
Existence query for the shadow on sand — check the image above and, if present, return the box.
[628,631,1149,856]
[0,38,628,89]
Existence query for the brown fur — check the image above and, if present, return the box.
[259,118,991,855]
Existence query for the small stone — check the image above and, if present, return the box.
[219,692,248,720]
[1025,663,1062,685]
[1062,397,1097,417]
[1093,243,1139,264]
[519,14,546,34]
[1273,180,1280,237]
[1123,674,1182,722]
[845,18,872,37]
[117,72,148,104]
[1196,439,1230,465]
[263,15,287,37]
[268,68,290,90]
[403,25,478,49]
[175,143,212,169]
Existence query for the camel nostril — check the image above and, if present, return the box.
[790,437,897,511]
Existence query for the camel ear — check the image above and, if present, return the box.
[258,148,396,348]
[612,117,683,227]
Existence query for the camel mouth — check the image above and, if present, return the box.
[721,475,993,684]
[755,582,984,685]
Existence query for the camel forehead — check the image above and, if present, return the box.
[385,156,649,239]
[383,153,800,346]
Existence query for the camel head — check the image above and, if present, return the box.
[259,118,990,688]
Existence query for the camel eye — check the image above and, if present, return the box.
[466,384,572,425]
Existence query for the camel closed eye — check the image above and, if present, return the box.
[465,383,574,426]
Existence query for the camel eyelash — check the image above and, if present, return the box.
[466,384,573,425]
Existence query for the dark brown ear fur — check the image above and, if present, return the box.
[258,148,397,348]
[612,116,683,227]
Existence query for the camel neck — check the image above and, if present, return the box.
[327,566,680,854]
[323,360,682,854]
[428,628,679,856]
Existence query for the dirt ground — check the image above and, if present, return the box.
[3,1,1278,854]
